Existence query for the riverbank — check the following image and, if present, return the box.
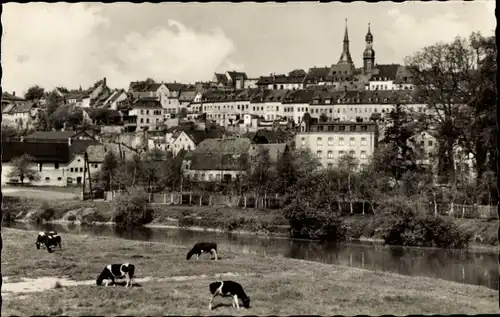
[2,228,497,315]
[2,196,498,248]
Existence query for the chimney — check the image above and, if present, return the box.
[12,91,15,96]
[68,137,72,146]
[103,77,107,87]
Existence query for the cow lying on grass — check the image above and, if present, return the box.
[96,263,135,287]
[36,231,62,253]
[208,278,250,310]
[186,242,218,260]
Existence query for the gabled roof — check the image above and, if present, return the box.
[371,64,401,81]
[226,71,248,82]
[252,129,288,144]
[86,143,138,163]
[195,137,252,155]
[2,92,26,102]
[179,90,198,102]
[132,98,162,109]
[1,141,71,163]
[188,153,245,171]
[214,73,229,86]
[24,130,95,142]
[129,81,165,93]
[10,102,37,113]
[165,83,184,91]
[282,89,315,104]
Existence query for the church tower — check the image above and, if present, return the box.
[338,19,354,68]
[363,23,375,74]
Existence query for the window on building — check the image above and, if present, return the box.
[301,137,306,146]
[339,150,345,157]
[57,177,62,181]
[316,150,322,159]
[327,151,333,159]
[70,168,74,172]
[54,163,59,169]
[328,137,334,146]
[45,177,50,182]
[316,137,322,146]
[360,151,367,159]
[349,137,355,146]
[216,174,221,181]
[349,150,355,156]
[339,137,344,145]
[141,110,144,115]
[317,126,324,132]
[361,137,367,146]
[327,163,334,169]
[209,174,213,181]
[428,140,433,147]
[328,126,334,132]
[420,141,425,147]
[361,125,368,132]
[350,126,356,132]
[339,126,345,132]
[80,168,83,172]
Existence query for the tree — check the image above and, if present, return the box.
[24,85,45,101]
[404,35,482,183]
[375,104,421,180]
[113,190,154,228]
[248,146,275,196]
[1,125,18,141]
[456,33,497,184]
[274,146,297,195]
[7,154,39,184]
[46,91,61,117]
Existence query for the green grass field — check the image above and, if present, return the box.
[1,228,497,315]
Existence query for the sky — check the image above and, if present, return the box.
[2,1,496,96]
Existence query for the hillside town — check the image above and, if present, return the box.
[1,22,495,204]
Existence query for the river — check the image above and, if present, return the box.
[4,221,498,290]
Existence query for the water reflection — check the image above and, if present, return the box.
[4,222,498,290]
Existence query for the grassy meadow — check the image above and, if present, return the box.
[1,228,498,315]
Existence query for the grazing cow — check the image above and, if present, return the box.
[36,231,61,252]
[186,242,218,260]
[208,279,250,310]
[96,263,135,287]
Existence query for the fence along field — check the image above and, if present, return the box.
[102,191,498,220]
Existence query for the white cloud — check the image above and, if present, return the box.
[382,2,495,63]
[2,3,241,95]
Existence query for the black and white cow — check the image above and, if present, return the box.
[36,231,62,252]
[208,279,250,310]
[96,263,135,287]
[186,242,218,260]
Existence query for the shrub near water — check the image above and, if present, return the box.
[113,190,154,229]
[382,198,473,249]
[284,203,347,241]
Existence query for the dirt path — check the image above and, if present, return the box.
[1,272,258,296]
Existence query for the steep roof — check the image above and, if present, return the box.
[179,90,197,102]
[214,73,229,86]
[165,83,184,91]
[188,153,245,171]
[24,130,95,142]
[132,98,163,109]
[282,89,315,104]
[129,81,164,93]
[2,92,26,102]
[195,137,252,155]
[86,143,138,163]
[371,64,401,81]
[2,141,71,163]
[226,71,248,82]
[252,129,288,144]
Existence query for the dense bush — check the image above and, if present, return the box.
[113,190,154,228]
[283,203,347,241]
[383,203,473,249]
[36,201,56,223]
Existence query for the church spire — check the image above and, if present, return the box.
[338,18,354,67]
[343,18,349,42]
